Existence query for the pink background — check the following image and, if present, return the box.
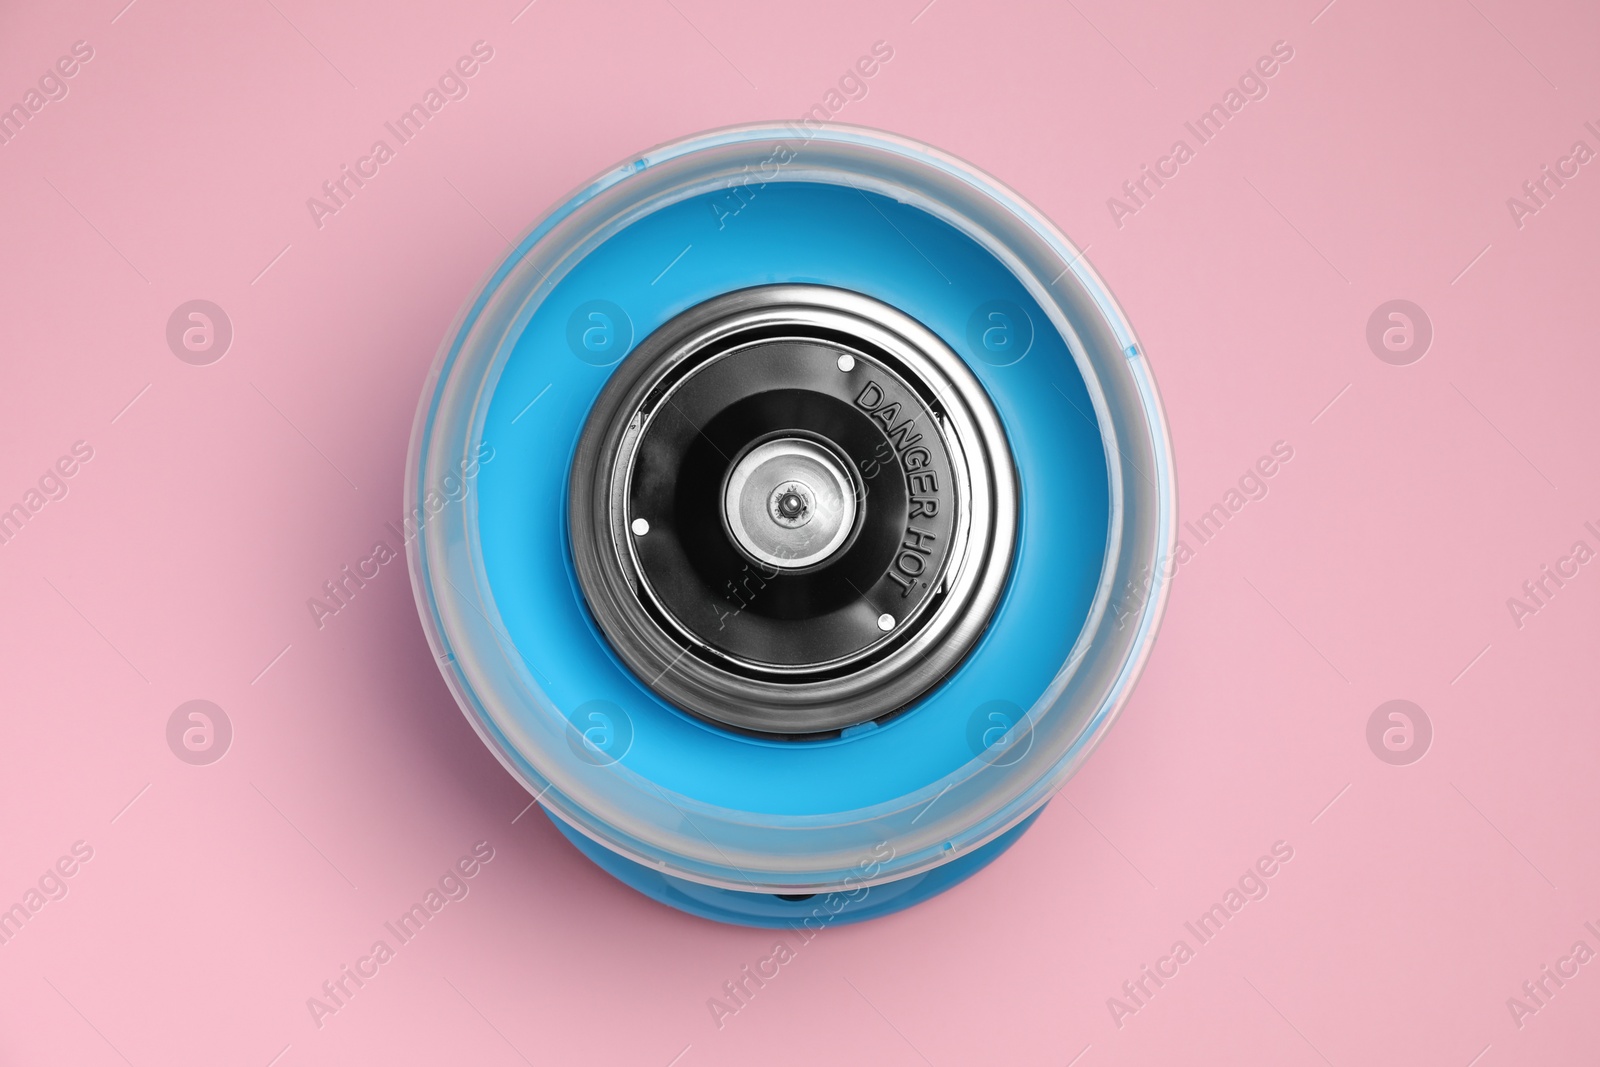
[2,0,1597,1063]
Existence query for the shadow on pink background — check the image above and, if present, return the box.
[1,0,1597,1063]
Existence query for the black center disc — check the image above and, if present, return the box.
[628,337,958,671]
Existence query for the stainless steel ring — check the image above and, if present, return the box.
[568,284,1018,736]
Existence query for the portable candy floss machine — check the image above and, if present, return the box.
[405,123,1175,927]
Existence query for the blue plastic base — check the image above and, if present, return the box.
[547,806,1043,928]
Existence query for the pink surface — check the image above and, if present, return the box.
[1,0,1597,1063]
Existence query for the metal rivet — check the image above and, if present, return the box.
[631,518,649,536]
[877,613,895,631]
[837,354,856,372]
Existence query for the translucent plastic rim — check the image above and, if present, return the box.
[404,122,1177,893]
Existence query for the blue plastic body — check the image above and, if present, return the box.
[547,807,1044,928]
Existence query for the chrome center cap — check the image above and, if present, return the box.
[723,437,857,570]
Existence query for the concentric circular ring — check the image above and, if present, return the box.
[569,285,1018,736]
